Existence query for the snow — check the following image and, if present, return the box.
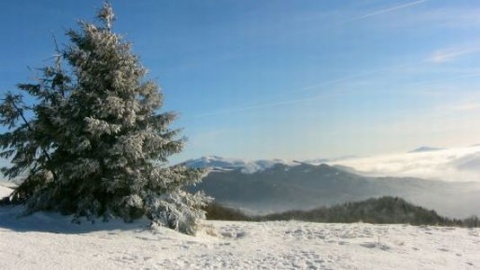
[183,156,301,174]
[332,145,480,182]
[0,184,12,198]
[1,185,479,269]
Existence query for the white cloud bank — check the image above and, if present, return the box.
[332,145,480,182]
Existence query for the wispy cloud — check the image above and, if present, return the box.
[301,71,379,91]
[191,95,325,119]
[401,7,480,29]
[449,103,480,112]
[302,43,480,93]
[190,43,480,120]
[301,62,417,92]
[347,0,429,22]
[436,96,480,112]
[429,46,480,63]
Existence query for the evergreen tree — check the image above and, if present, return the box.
[0,3,210,235]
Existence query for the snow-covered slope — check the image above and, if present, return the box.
[0,202,478,270]
[183,156,301,173]
[1,177,479,269]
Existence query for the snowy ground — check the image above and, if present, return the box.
[1,186,479,270]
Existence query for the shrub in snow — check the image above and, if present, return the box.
[0,3,210,234]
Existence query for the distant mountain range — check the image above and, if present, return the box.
[182,156,303,173]
[408,146,444,153]
[183,145,449,173]
[187,159,480,219]
[182,155,357,173]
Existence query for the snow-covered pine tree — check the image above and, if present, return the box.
[0,3,210,235]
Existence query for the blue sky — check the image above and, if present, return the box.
[2,0,480,163]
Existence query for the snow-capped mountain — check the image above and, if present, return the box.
[182,156,302,173]
[182,155,363,173]
[183,145,480,182]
